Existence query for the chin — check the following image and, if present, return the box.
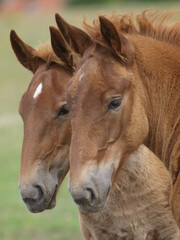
[78,202,105,214]
[26,199,57,213]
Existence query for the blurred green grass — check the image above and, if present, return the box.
[0,1,180,240]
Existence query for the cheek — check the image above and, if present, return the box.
[108,114,123,141]
[106,110,129,142]
[96,124,110,148]
[108,93,133,141]
[54,146,70,182]
[56,146,70,168]
[41,145,70,180]
[98,141,124,186]
[57,120,71,145]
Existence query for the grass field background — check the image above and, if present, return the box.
[0,1,180,240]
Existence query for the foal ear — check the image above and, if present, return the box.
[55,13,92,56]
[99,16,134,65]
[49,26,73,68]
[10,30,41,73]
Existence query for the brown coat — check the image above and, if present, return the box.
[62,10,180,227]
[80,144,179,239]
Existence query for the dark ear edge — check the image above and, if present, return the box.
[99,16,121,52]
[55,13,92,56]
[49,26,73,69]
[99,16,134,65]
[55,13,71,45]
[10,30,42,73]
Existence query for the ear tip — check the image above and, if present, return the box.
[55,13,68,27]
[99,16,107,22]
[55,13,60,20]
[49,26,55,32]
[99,16,111,29]
[10,29,16,36]
[50,26,60,38]
[49,26,54,35]
[10,29,18,41]
[99,15,104,20]
[55,13,64,23]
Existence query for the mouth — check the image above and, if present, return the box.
[78,201,105,213]
[25,185,58,213]
[47,184,58,209]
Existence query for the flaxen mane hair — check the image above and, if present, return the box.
[83,9,180,46]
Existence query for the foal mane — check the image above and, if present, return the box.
[83,9,180,46]
[33,42,75,73]
[33,42,63,66]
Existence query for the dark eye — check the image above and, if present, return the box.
[108,98,121,110]
[58,104,69,116]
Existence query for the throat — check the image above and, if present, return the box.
[105,145,169,217]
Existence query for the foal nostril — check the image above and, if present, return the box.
[22,185,45,204]
[34,185,45,202]
[86,187,96,205]
[73,187,97,207]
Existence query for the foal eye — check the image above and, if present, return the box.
[108,98,121,110]
[58,104,69,117]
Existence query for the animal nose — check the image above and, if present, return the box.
[20,184,45,205]
[70,186,97,208]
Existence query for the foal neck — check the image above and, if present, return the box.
[108,144,170,217]
[129,34,180,165]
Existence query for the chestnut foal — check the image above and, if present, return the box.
[53,10,180,240]
[53,13,180,240]
[10,28,76,213]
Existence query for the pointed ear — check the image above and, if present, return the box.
[99,16,134,65]
[55,13,92,56]
[10,30,42,73]
[49,26,73,68]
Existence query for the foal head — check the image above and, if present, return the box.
[10,28,75,213]
[63,16,149,212]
